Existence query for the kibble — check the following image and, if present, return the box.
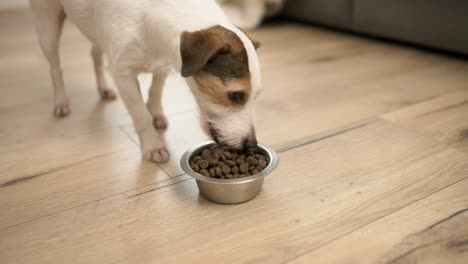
[200,169,210,177]
[209,167,216,177]
[190,145,269,179]
[246,156,258,166]
[202,149,211,160]
[222,165,231,174]
[258,159,267,169]
[209,158,218,166]
[239,163,249,174]
[215,167,223,177]
[197,159,209,169]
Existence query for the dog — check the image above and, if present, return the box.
[30,0,262,163]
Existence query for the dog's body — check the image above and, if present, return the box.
[30,0,261,163]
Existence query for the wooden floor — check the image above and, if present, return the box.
[1,9,468,264]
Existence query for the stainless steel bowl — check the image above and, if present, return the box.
[181,141,279,204]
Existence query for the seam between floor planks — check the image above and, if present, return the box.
[284,175,468,264]
[0,148,123,188]
[276,122,371,153]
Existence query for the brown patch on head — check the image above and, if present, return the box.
[180,25,252,107]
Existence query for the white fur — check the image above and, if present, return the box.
[30,0,262,162]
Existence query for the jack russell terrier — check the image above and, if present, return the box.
[30,0,262,163]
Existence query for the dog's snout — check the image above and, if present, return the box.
[244,136,258,149]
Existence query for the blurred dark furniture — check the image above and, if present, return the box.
[282,0,468,55]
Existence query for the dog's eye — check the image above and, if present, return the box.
[228,91,245,103]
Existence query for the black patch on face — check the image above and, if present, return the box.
[202,47,249,82]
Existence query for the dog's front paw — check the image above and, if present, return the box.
[152,113,168,130]
[53,100,70,117]
[143,146,169,163]
[99,89,117,101]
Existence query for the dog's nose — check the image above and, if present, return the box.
[244,136,258,149]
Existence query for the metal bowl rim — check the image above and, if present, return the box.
[180,141,279,185]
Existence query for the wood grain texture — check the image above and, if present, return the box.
[1,121,468,264]
[0,146,170,229]
[0,128,134,184]
[382,90,468,153]
[290,179,468,264]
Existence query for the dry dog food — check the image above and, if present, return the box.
[190,145,269,179]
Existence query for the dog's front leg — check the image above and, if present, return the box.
[113,73,169,163]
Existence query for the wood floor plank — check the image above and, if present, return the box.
[0,128,134,185]
[1,121,467,264]
[382,90,468,153]
[289,179,468,264]
[0,146,171,229]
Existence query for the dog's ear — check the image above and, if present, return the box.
[180,30,227,77]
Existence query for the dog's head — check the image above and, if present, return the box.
[180,25,261,149]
